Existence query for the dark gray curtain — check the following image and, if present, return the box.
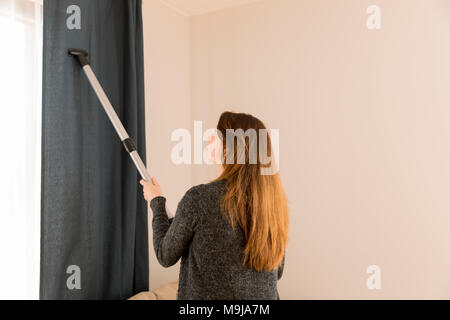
[40,0,148,299]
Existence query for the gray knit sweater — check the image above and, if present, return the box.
[150,179,284,300]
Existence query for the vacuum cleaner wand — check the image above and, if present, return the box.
[68,48,89,66]
[69,48,173,217]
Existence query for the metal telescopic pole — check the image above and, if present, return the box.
[68,49,173,218]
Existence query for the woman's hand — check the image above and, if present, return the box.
[140,177,163,202]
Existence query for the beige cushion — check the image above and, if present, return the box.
[153,281,178,300]
[128,281,178,300]
[128,291,157,300]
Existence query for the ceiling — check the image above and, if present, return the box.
[159,0,264,16]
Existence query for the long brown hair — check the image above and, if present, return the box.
[214,111,289,271]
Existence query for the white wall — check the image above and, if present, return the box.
[144,0,450,299]
[190,0,450,299]
[142,0,191,291]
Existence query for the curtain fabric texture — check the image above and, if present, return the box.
[41,0,148,299]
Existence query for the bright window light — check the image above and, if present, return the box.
[0,0,42,300]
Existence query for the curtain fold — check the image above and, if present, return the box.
[40,0,148,299]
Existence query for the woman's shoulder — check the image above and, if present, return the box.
[185,179,227,199]
[178,180,227,219]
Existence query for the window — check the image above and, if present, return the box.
[0,0,42,299]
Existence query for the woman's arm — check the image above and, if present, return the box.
[149,188,200,268]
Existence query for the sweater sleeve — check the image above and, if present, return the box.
[150,189,200,268]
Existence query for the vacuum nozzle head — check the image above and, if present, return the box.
[68,48,89,67]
